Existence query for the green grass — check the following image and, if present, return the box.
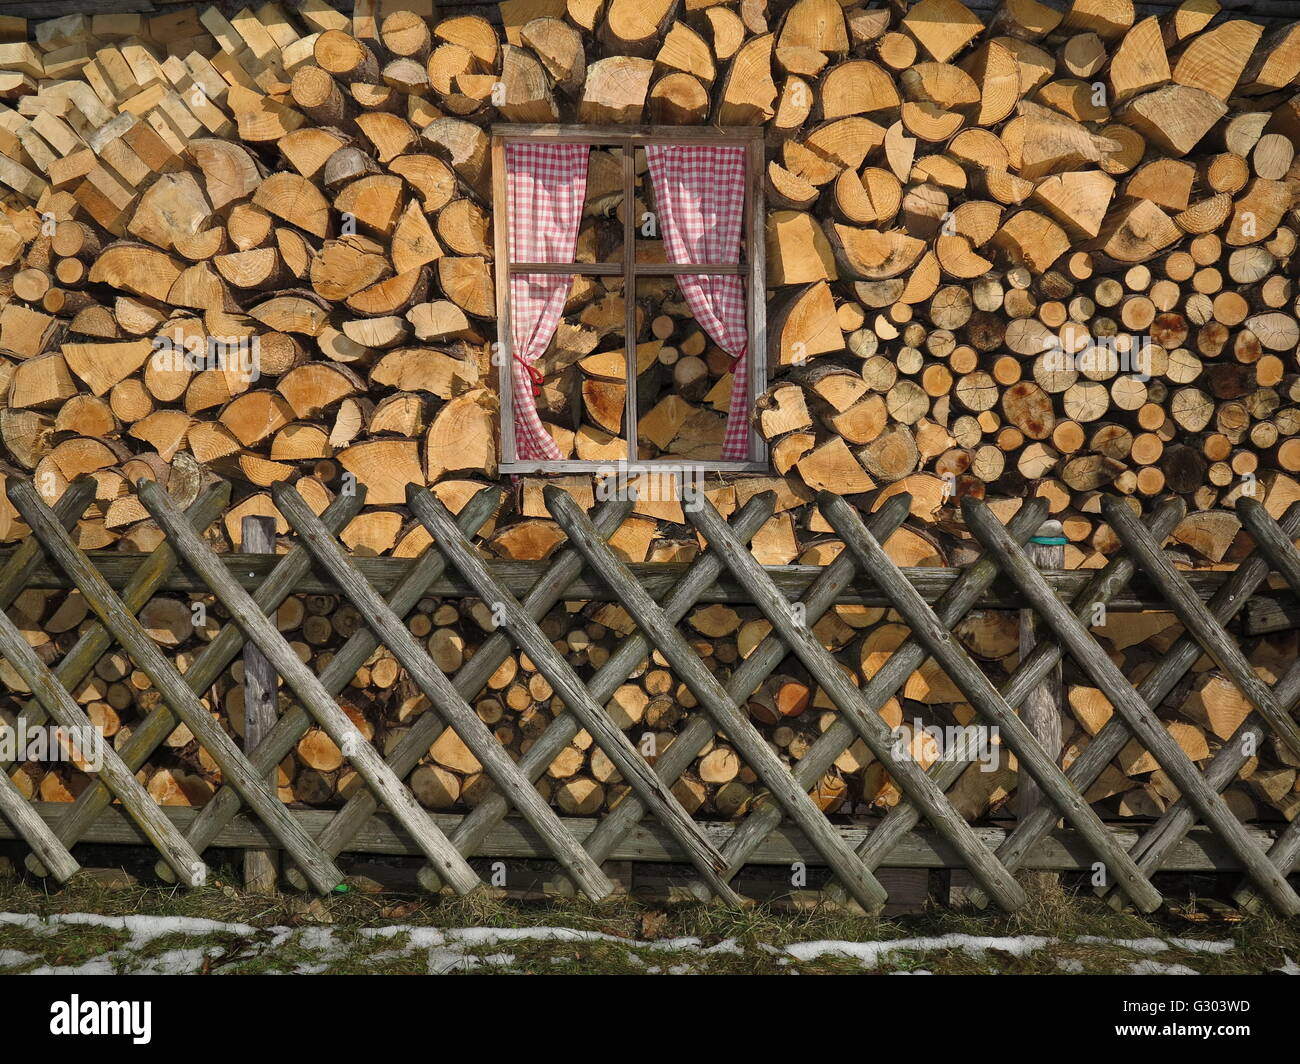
[1,858,1297,974]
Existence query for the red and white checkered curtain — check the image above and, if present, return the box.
[644,144,751,461]
[506,142,590,461]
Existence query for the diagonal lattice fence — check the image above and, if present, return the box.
[1,473,1299,914]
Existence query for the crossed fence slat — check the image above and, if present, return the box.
[381,492,776,899]
[1089,502,1300,910]
[679,492,1029,911]
[271,482,618,901]
[29,486,359,880]
[40,489,363,883]
[5,483,232,880]
[4,472,1300,914]
[275,488,636,894]
[817,494,1163,911]
[544,487,894,913]
[155,486,502,885]
[969,503,1300,908]
[0,569,206,883]
[582,496,912,898]
[134,479,484,896]
[852,499,1185,904]
[10,480,347,894]
[406,485,744,902]
[1096,499,1300,913]
[964,497,1300,915]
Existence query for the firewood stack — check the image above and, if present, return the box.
[0,0,1298,826]
[0,0,1294,564]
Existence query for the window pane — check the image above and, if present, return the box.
[573,147,626,266]
[634,277,742,462]
[530,281,628,461]
[634,146,747,266]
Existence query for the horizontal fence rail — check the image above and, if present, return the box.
[1,474,1299,914]
[2,548,1296,631]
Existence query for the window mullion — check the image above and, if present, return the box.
[622,141,637,469]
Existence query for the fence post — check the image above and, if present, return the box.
[1017,519,1066,834]
[241,515,280,893]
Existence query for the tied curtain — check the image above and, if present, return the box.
[506,142,589,461]
[644,144,751,461]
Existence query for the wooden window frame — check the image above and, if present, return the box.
[492,124,768,475]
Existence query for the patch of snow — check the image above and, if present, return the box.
[645,936,702,951]
[1056,958,1085,973]
[447,926,622,947]
[0,949,37,970]
[360,925,447,948]
[480,953,515,968]
[1129,960,1198,975]
[134,948,213,975]
[1076,935,1234,956]
[784,934,1053,966]
[1168,937,1234,955]
[1077,936,1166,954]
[27,955,124,975]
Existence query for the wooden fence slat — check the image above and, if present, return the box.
[547,486,891,913]
[135,480,480,897]
[0,479,96,606]
[241,515,280,894]
[966,497,1300,916]
[1018,520,1065,822]
[408,485,742,901]
[3,548,1281,613]
[9,479,347,895]
[273,483,617,903]
[0,802,1286,874]
[0,483,95,885]
[0,773,78,883]
[1226,499,1300,911]
[822,493,1164,912]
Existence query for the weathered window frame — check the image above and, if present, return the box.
[492,124,768,475]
